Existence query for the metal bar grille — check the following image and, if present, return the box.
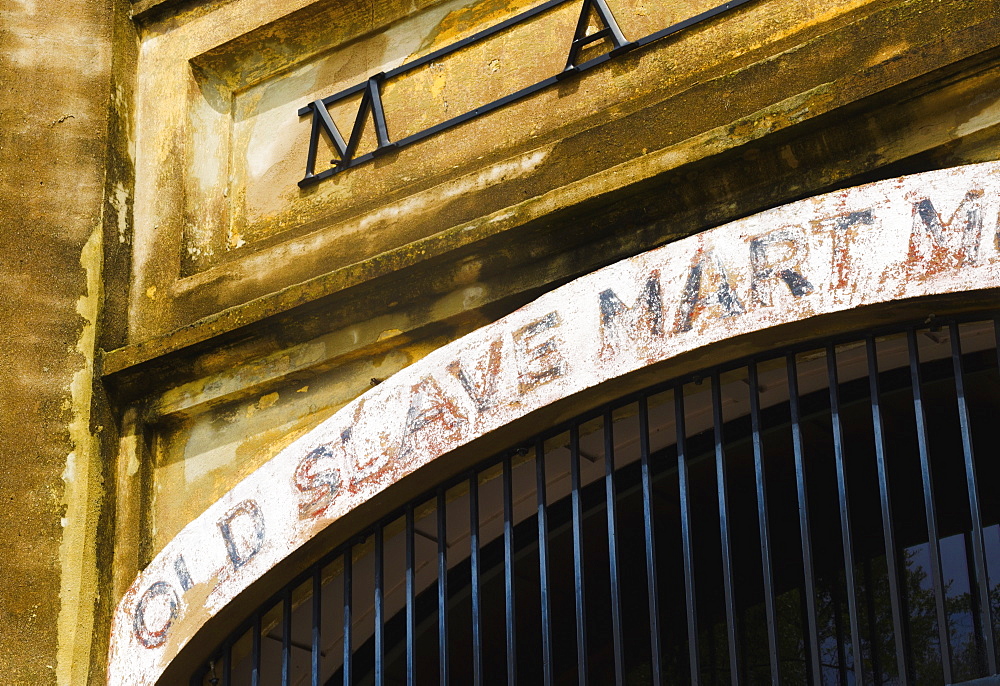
[909,327,953,682]
[281,588,291,686]
[341,548,351,686]
[712,372,740,684]
[311,567,321,686]
[569,425,589,684]
[469,474,482,686]
[604,409,624,684]
[404,506,415,686]
[788,352,822,684]
[867,335,909,684]
[827,343,865,681]
[194,314,1000,685]
[748,360,780,683]
[638,396,662,686]
[536,441,554,686]
[502,455,516,686]
[676,387,700,685]
[435,488,447,686]
[951,322,998,676]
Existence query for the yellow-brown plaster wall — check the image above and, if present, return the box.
[0,0,116,682]
[3,0,999,681]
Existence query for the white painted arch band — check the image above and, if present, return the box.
[108,162,1000,684]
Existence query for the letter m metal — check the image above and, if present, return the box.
[298,73,394,186]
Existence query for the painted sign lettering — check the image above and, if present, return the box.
[109,163,1000,685]
[132,582,179,649]
[217,500,265,570]
[599,270,664,360]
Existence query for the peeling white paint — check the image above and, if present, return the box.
[110,182,130,244]
[955,98,1000,139]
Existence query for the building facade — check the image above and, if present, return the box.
[2,0,1000,683]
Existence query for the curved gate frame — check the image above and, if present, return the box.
[109,162,1000,684]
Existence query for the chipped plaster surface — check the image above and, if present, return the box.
[57,226,104,686]
[109,163,1000,684]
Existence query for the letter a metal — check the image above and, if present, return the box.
[299,73,394,185]
[563,0,628,74]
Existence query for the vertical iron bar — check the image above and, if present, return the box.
[537,441,554,686]
[965,530,987,666]
[503,454,517,686]
[796,587,811,684]
[831,581,848,686]
[570,426,589,685]
[748,362,780,683]
[252,612,261,686]
[676,387,700,685]
[375,525,385,686]
[866,336,909,683]
[313,565,322,686]
[711,373,740,685]
[223,643,232,686]
[737,606,749,684]
[787,354,822,683]
[950,321,998,673]
[707,625,718,684]
[997,315,1000,654]
[282,587,292,686]
[863,558,883,685]
[907,327,952,682]
[470,473,483,686]
[995,317,1000,378]
[343,548,353,686]
[406,506,416,686]
[826,343,865,682]
[639,396,662,686]
[604,409,625,685]
[437,488,449,686]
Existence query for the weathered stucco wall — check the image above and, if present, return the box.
[0,0,114,682]
[3,0,1000,682]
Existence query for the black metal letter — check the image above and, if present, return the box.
[300,74,393,184]
[563,0,628,74]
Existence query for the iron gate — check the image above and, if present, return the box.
[193,315,1000,685]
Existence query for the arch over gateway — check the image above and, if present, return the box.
[108,162,1000,684]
